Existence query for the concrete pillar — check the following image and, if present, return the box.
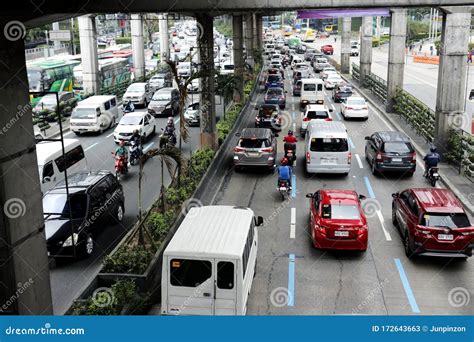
[244,14,254,67]
[434,7,472,153]
[233,15,244,103]
[256,15,263,52]
[131,14,146,80]
[159,15,169,63]
[78,15,100,94]
[340,17,352,74]
[360,16,373,85]
[386,9,407,113]
[0,22,52,314]
[196,13,217,150]
[52,22,61,50]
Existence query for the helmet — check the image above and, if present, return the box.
[119,140,126,146]
[167,117,173,123]
[280,157,288,165]
[288,130,293,136]
[133,129,139,134]
[430,146,437,153]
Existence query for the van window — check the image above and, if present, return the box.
[111,98,117,107]
[54,145,85,173]
[170,259,212,287]
[104,101,111,110]
[310,138,348,152]
[304,84,316,91]
[217,262,234,289]
[242,225,254,277]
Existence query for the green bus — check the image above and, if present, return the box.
[72,57,131,92]
[27,58,80,93]
[288,37,301,49]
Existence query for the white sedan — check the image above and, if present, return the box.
[341,96,369,120]
[114,112,156,143]
[324,75,343,89]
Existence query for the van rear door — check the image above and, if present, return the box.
[167,257,214,315]
[310,137,349,166]
[215,260,237,315]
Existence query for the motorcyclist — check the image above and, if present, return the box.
[130,129,144,146]
[114,140,129,165]
[165,117,175,135]
[283,130,297,143]
[277,157,292,188]
[123,100,135,113]
[423,146,441,177]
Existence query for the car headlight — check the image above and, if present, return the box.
[62,233,79,247]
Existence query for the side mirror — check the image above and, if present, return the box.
[255,216,264,227]
[392,193,399,198]
[42,176,51,183]
[329,108,334,112]
[358,194,367,201]
[364,136,370,140]
[274,133,279,137]
[235,132,241,137]
[254,105,259,110]
[306,193,313,198]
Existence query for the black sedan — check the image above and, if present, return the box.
[332,85,353,103]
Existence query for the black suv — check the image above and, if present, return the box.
[42,171,125,259]
[365,131,416,176]
[332,85,353,103]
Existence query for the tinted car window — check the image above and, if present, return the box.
[304,84,316,91]
[267,88,282,96]
[321,203,360,220]
[310,138,348,152]
[43,193,88,219]
[420,213,470,229]
[239,138,270,148]
[306,111,328,119]
[170,259,212,287]
[383,142,414,154]
[267,75,281,82]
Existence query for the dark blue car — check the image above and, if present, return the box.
[265,74,284,91]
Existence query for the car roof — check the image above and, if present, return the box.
[50,171,113,192]
[240,128,273,139]
[320,189,358,205]
[410,188,464,213]
[155,87,177,93]
[375,131,410,142]
[347,96,365,101]
[121,111,147,118]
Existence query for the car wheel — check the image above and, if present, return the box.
[391,205,398,226]
[77,234,94,259]
[234,166,242,173]
[371,160,378,175]
[407,171,415,178]
[74,132,81,136]
[152,125,156,135]
[114,202,125,222]
[404,231,414,258]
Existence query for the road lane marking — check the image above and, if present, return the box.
[376,209,392,241]
[291,174,296,198]
[394,258,420,313]
[84,142,98,152]
[290,208,296,239]
[292,103,295,111]
[355,153,364,169]
[143,142,154,152]
[174,117,180,125]
[335,111,342,120]
[107,132,114,138]
[363,176,376,199]
[348,137,355,149]
[288,254,295,307]
[292,112,296,120]
[330,104,335,111]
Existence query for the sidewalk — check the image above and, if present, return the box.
[340,72,474,217]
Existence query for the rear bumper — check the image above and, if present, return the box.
[314,231,368,251]
[413,241,473,258]
[233,155,275,167]
[306,163,351,174]
[344,110,369,118]
[375,163,416,173]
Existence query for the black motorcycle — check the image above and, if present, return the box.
[284,143,297,166]
[129,140,141,166]
[425,166,440,187]
[159,128,177,148]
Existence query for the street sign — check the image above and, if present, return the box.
[49,30,71,41]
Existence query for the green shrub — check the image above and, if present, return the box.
[115,36,132,44]
[102,244,156,274]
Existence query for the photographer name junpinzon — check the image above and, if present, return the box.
[430,326,466,333]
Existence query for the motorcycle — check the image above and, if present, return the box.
[122,103,135,114]
[129,140,141,166]
[159,128,177,148]
[425,166,440,187]
[277,179,291,201]
[284,143,297,166]
[112,153,128,180]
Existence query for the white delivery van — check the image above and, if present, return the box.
[305,121,351,175]
[36,139,88,193]
[70,95,119,135]
[161,206,264,316]
[300,78,325,108]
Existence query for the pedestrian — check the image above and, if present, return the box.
[334,36,337,43]
[468,51,472,63]
[430,45,434,56]
[419,44,422,52]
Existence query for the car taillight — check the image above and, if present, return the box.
[234,147,244,152]
[303,117,310,122]
[362,106,368,110]
[376,153,382,161]
[346,107,353,110]
[411,153,416,163]
[306,152,311,163]
[356,226,367,234]
[461,231,474,236]
[261,147,273,152]
[347,152,352,164]
[325,118,332,121]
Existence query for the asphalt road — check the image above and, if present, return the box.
[49,94,224,314]
[212,57,474,315]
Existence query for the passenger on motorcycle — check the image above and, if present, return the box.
[283,130,297,143]
[165,117,175,135]
[123,100,135,113]
[115,140,129,159]
[423,146,441,177]
[277,157,292,188]
[130,129,144,146]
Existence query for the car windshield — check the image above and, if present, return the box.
[223,64,234,70]
[127,84,145,92]
[37,96,57,107]
[152,92,171,101]
[338,87,352,94]
[267,75,281,82]
[321,204,361,220]
[383,142,414,153]
[307,110,329,119]
[267,88,282,96]
[72,108,97,119]
[347,99,366,106]
[420,213,471,229]
[239,138,270,148]
[310,138,348,152]
[43,193,88,219]
[120,115,143,125]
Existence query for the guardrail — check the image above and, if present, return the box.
[351,63,387,104]
[447,128,474,182]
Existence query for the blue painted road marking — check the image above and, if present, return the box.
[364,176,376,199]
[288,254,295,307]
[394,258,420,313]
[291,174,296,198]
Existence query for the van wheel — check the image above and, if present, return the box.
[152,126,156,135]
[77,234,94,259]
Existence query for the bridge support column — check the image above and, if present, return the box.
[360,16,373,85]
[159,14,169,63]
[244,14,254,67]
[256,15,263,53]
[340,17,351,74]
[131,14,146,80]
[233,14,244,103]
[386,9,407,113]
[0,27,52,314]
[196,13,217,150]
[78,15,100,94]
[434,7,472,153]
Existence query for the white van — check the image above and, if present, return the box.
[305,121,351,175]
[300,78,324,108]
[36,139,88,193]
[70,95,119,135]
[161,206,263,316]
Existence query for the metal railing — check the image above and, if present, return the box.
[351,63,387,104]
[447,128,474,182]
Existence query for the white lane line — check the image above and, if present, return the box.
[84,142,98,152]
[292,103,295,111]
[107,132,114,138]
[143,142,154,152]
[376,209,392,241]
[355,153,364,169]
[290,207,296,239]
[330,104,335,111]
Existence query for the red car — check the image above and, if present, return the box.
[306,189,368,251]
[392,188,474,258]
[321,45,334,55]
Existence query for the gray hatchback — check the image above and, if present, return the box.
[233,128,277,171]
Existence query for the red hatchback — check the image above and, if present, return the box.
[321,45,334,55]
[306,190,368,251]
[392,188,474,258]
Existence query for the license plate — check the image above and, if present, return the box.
[392,158,402,163]
[248,152,259,157]
[335,231,349,237]
[438,234,453,241]
[287,152,293,157]
[279,187,287,191]
[322,158,336,164]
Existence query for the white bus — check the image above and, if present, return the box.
[161,206,263,316]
